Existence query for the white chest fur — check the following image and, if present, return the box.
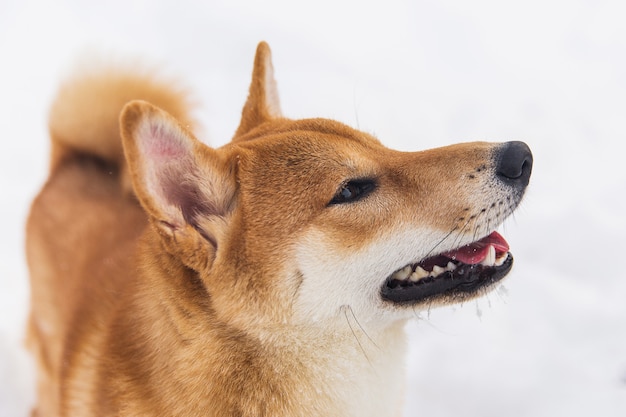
[280,320,408,417]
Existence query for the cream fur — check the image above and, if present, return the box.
[26,42,530,417]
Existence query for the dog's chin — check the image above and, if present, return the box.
[381,231,513,305]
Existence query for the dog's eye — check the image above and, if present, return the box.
[329,179,376,205]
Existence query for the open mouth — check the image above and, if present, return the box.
[381,231,513,304]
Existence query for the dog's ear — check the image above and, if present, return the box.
[120,100,235,269]
[234,42,283,138]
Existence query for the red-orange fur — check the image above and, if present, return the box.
[27,42,514,417]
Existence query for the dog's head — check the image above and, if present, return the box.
[120,42,532,332]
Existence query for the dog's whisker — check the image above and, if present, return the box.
[475,300,483,320]
[347,305,379,350]
[352,85,361,129]
[447,219,471,251]
[411,305,422,321]
[341,305,372,367]
[423,225,459,259]
[471,216,483,243]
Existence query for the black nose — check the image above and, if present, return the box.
[496,141,533,188]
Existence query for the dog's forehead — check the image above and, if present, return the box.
[231,118,386,169]
[236,118,381,146]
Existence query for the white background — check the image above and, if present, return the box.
[1,0,625,416]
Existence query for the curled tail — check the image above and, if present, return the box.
[48,65,196,191]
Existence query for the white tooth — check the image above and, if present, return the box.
[481,245,496,266]
[412,266,429,281]
[494,252,508,267]
[446,262,457,271]
[392,265,412,280]
[432,265,445,277]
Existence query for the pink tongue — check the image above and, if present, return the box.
[443,231,510,264]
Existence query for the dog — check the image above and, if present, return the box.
[26,42,532,417]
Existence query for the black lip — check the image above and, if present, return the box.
[381,253,514,305]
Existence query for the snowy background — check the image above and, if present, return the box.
[1,0,625,416]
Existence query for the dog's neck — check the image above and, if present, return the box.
[284,319,409,417]
[124,235,409,417]
[207,314,410,417]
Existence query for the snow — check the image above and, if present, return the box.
[1,0,625,416]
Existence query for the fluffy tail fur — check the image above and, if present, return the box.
[48,65,195,186]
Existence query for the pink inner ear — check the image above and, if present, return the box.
[143,123,189,161]
[131,115,225,247]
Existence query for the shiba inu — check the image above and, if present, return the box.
[26,42,532,417]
